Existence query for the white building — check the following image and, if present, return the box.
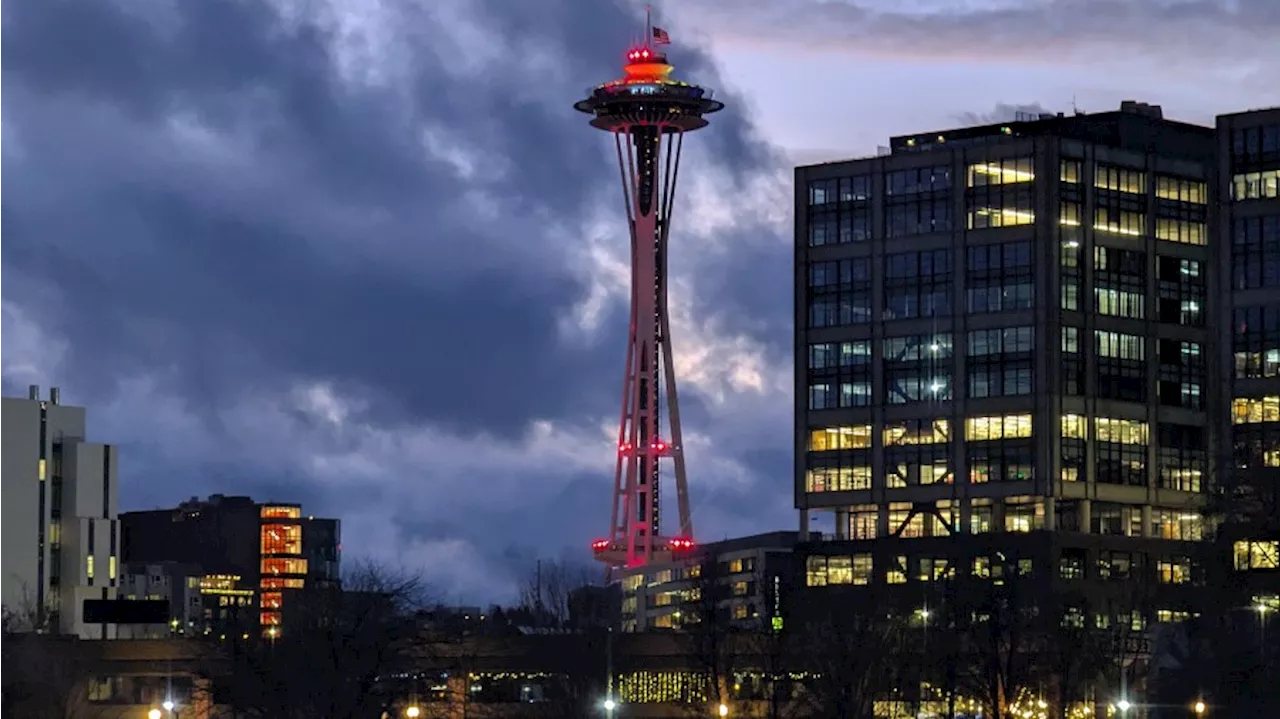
[1,386,120,638]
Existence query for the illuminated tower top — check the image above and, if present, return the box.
[574,34,724,133]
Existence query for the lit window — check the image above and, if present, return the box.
[86,555,95,580]
[1095,417,1149,444]
[261,558,309,576]
[1096,330,1145,360]
[1232,396,1280,424]
[38,459,47,481]
[964,414,1033,441]
[1154,218,1206,246]
[108,556,117,580]
[1233,540,1280,571]
[1093,208,1145,237]
[1095,288,1145,319]
[261,506,302,519]
[1095,165,1147,194]
[1155,176,1206,204]
[1060,160,1082,184]
[1004,497,1045,532]
[261,524,303,556]
[1157,558,1193,584]
[808,425,873,451]
[849,506,878,540]
[805,467,871,493]
[1232,170,1280,200]
[260,611,282,626]
[967,159,1035,186]
[1061,414,1088,439]
[884,419,950,446]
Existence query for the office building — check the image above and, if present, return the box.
[618,531,810,632]
[794,102,1222,623]
[1217,108,1280,608]
[120,494,340,634]
[1,386,121,638]
[116,561,258,638]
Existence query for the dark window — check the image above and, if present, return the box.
[1157,339,1204,410]
[806,175,873,245]
[1232,215,1280,291]
[1095,246,1146,319]
[807,340,872,409]
[1096,330,1146,403]
[1231,124,1280,170]
[807,258,872,328]
[1233,303,1280,379]
[966,241,1034,313]
[885,166,952,237]
[1158,424,1205,493]
[1233,423,1280,472]
[1157,256,1204,326]
[968,439,1035,483]
[1097,441,1147,486]
[883,333,953,404]
[966,326,1034,398]
[884,250,952,320]
[1061,327,1083,396]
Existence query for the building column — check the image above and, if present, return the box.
[798,508,810,540]
[834,510,849,540]
[1079,499,1092,534]
[1043,497,1056,531]
[1141,505,1153,538]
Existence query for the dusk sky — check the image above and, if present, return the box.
[3,0,1278,603]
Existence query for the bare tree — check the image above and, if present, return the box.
[211,558,430,718]
[516,557,595,631]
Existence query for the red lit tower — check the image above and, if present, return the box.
[575,19,723,573]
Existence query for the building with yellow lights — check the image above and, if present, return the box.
[1,385,122,638]
[795,100,1261,622]
[120,494,340,635]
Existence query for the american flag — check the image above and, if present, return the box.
[651,26,671,45]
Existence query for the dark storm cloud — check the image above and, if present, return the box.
[2,0,791,598]
[2,0,770,435]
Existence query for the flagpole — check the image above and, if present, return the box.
[644,4,652,47]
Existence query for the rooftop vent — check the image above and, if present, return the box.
[1119,100,1164,119]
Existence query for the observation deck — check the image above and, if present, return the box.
[574,47,724,133]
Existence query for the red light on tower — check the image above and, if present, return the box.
[574,13,723,576]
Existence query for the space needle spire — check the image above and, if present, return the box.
[575,19,724,574]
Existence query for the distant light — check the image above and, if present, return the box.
[1117,699,1132,712]
[406,706,422,718]
[603,698,617,711]
[162,700,175,711]
[718,703,729,717]
[148,710,162,719]
[1193,699,1206,715]
[641,49,650,58]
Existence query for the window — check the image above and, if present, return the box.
[261,524,303,556]
[1232,170,1280,201]
[808,425,873,451]
[884,420,952,487]
[1155,176,1206,204]
[1094,208,1145,237]
[1061,326,1083,395]
[1232,215,1280,291]
[807,175,873,245]
[1231,124,1280,167]
[884,250,952,319]
[883,333,953,403]
[1234,423,1280,470]
[1096,330,1146,403]
[1232,396,1280,424]
[1157,256,1205,326]
[1233,540,1280,571]
[1157,558,1194,584]
[1004,497,1045,532]
[966,241,1034,314]
[1233,303,1280,379]
[965,414,1033,440]
[1059,549,1086,580]
[886,166,952,237]
[261,506,301,519]
[261,577,305,589]
[967,326,1034,398]
[1095,165,1147,195]
[1158,424,1205,493]
[806,555,872,586]
[1061,414,1087,482]
[807,340,872,409]
[1060,159,1082,184]
[1098,551,1144,581]
[806,466,871,493]
[1096,418,1148,486]
[1061,207,1083,311]
[1092,502,1144,536]
[967,415,1033,483]
[849,505,878,540]
[967,158,1035,228]
[261,558,309,575]
[1154,218,1206,246]
[1151,510,1205,541]
[970,500,993,534]
[807,257,872,328]
[1157,339,1204,410]
[1094,245,1146,319]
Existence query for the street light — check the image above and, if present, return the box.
[405,706,421,718]
[162,700,175,712]
[148,710,162,719]
[717,703,729,717]
[1117,699,1132,713]
[1193,699,1207,715]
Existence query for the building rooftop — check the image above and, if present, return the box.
[799,100,1218,169]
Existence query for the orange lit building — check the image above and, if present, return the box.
[121,494,340,635]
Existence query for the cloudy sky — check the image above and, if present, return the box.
[3,0,1278,602]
